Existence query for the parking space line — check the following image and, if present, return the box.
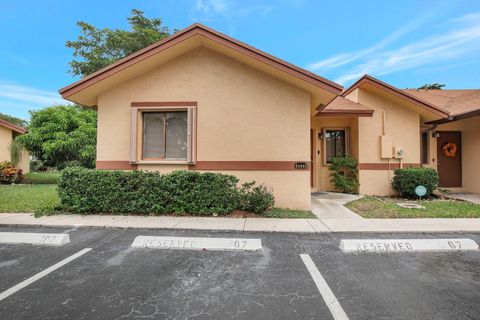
[300,254,349,320]
[0,248,92,302]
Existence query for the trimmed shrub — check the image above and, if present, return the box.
[239,181,275,214]
[392,167,439,198]
[329,156,359,194]
[0,161,23,184]
[58,167,258,215]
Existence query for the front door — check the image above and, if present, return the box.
[437,131,462,187]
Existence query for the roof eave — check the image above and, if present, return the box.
[0,118,26,134]
[342,74,450,119]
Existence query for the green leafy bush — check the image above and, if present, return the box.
[0,161,23,184]
[8,139,23,166]
[392,167,439,198]
[329,156,359,193]
[16,105,97,170]
[239,181,275,214]
[58,168,277,215]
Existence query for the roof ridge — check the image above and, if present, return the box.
[59,23,342,98]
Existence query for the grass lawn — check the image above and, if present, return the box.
[23,172,60,184]
[0,184,59,213]
[345,196,480,218]
[263,208,316,219]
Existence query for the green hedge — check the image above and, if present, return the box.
[329,156,359,194]
[58,167,274,215]
[391,167,439,198]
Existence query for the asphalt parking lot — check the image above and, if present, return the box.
[0,226,479,320]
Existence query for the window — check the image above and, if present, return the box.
[143,111,188,159]
[324,128,348,164]
[420,132,429,164]
[130,103,197,163]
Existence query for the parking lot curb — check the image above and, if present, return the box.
[1,214,480,234]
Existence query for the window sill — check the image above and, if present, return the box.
[132,160,193,165]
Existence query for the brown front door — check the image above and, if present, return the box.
[437,131,462,187]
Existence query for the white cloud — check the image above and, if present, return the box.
[192,0,275,20]
[307,11,436,71]
[0,82,69,107]
[333,15,480,85]
[194,0,229,14]
[306,11,480,85]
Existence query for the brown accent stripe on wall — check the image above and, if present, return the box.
[189,161,310,171]
[359,163,420,170]
[96,161,138,170]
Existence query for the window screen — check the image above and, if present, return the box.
[325,129,347,163]
[143,111,188,159]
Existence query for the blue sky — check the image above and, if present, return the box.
[1,0,480,120]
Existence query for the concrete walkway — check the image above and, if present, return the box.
[2,213,480,233]
[436,191,480,205]
[311,192,363,219]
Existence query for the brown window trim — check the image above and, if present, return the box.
[130,103,197,164]
[131,101,197,107]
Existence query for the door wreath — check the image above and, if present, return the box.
[442,142,457,158]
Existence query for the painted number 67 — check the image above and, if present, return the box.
[234,240,247,249]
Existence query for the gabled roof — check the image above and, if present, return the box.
[403,89,480,117]
[315,96,374,117]
[342,74,450,119]
[0,118,26,134]
[59,23,342,104]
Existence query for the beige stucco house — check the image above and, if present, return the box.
[60,24,480,210]
[0,118,29,173]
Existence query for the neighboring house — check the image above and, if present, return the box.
[0,118,29,173]
[59,24,479,209]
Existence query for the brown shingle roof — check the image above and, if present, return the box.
[315,96,374,117]
[403,89,480,117]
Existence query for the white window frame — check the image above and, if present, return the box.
[322,127,350,166]
[130,104,197,164]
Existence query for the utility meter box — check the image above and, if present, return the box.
[394,147,405,158]
[380,135,393,158]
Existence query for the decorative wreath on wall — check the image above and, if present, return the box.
[442,142,457,158]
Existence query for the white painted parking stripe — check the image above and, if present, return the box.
[131,236,262,251]
[0,232,70,246]
[340,238,479,253]
[0,248,92,302]
[300,254,349,320]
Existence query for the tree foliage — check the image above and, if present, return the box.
[16,105,97,169]
[8,139,23,166]
[66,9,172,77]
[0,112,27,127]
[418,83,445,90]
